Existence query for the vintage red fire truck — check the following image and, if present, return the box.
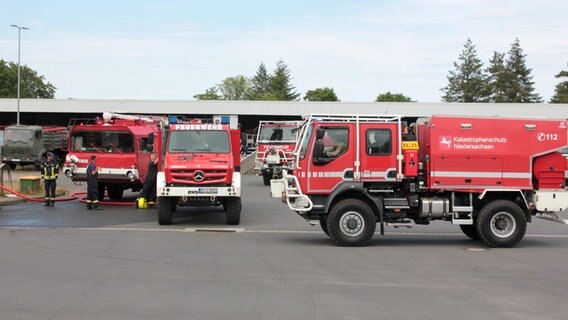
[254,120,301,185]
[156,115,242,225]
[63,112,161,200]
[271,114,568,247]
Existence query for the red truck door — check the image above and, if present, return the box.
[306,124,354,194]
[359,123,399,182]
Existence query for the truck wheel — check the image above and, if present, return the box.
[262,172,271,186]
[326,199,376,247]
[225,198,241,225]
[459,225,480,240]
[108,185,124,200]
[476,200,527,248]
[97,184,106,202]
[157,197,173,225]
[319,216,329,236]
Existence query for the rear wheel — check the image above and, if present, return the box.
[97,183,106,202]
[107,185,124,200]
[326,199,376,247]
[225,197,241,225]
[476,200,526,248]
[459,225,480,240]
[157,197,173,225]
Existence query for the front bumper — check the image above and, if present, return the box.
[157,171,241,197]
[63,166,139,182]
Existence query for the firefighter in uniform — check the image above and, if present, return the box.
[138,152,158,207]
[40,152,58,207]
[86,155,102,210]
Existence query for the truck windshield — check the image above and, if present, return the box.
[71,130,134,153]
[258,126,296,143]
[168,130,230,153]
[4,128,33,142]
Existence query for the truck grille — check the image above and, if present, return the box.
[170,169,228,184]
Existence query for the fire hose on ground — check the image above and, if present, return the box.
[0,184,139,206]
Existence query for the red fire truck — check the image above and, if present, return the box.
[254,120,301,185]
[271,114,568,247]
[63,112,161,200]
[156,115,242,225]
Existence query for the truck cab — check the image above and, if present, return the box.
[156,116,242,225]
[63,113,161,200]
[1,125,67,168]
[254,121,300,185]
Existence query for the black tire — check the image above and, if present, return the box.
[97,183,106,202]
[459,225,481,240]
[476,200,527,248]
[262,172,271,186]
[326,199,376,247]
[107,185,124,200]
[157,197,173,225]
[319,216,329,236]
[225,197,241,225]
[220,199,228,212]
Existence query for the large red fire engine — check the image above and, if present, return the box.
[63,112,161,200]
[156,115,242,225]
[271,114,568,247]
[254,120,301,185]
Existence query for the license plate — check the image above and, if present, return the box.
[198,188,218,194]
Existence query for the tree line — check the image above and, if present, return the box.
[0,59,56,98]
[441,38,558,103]
[1,39,567,103]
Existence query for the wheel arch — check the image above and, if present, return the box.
[325,182,382,218]
[478,190,531,222]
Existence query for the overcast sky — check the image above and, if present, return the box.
[1,0,566,102]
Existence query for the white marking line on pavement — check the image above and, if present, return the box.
[1,226,567,238]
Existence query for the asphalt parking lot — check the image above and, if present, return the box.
[1,175,568,320]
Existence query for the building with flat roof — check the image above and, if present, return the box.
[1,99,567,129]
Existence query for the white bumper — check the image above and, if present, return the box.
[157,171,241,197]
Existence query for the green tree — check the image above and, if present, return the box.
[303,87,339,101]
[193,86,221,100]
[268,60,300,101]
[217,75,251,100]
[441,38,488,102]
[375,92,414,102]
[504,38,542,102]
[0,59,56,98]
[486,52,509,102]
[249,62,272,100]
[550,69,568,103]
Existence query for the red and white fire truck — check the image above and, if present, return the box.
[156,115,242,225]
[63,112,161,200]
[254,120,301,185]
[271,114,568,247]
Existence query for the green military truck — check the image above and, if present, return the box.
[1,125,68,169]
